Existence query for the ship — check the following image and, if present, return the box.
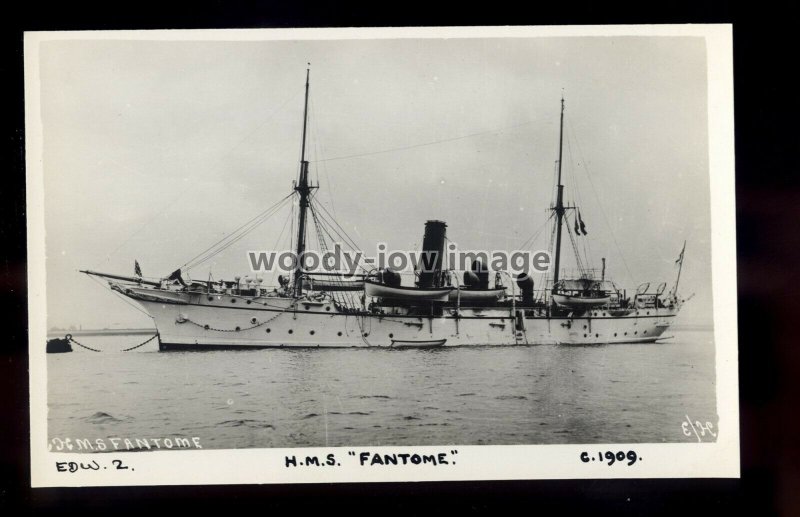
[82,68,686,349]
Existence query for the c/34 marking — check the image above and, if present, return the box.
[681,414,717,442]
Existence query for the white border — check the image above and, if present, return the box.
[26,24,738,487]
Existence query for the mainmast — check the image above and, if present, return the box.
[294,65,315,296]
[551,96,566,293]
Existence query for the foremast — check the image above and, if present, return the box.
[293,65,316,296]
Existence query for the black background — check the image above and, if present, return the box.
[2,1,797,514]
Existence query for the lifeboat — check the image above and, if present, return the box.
[390,339,446,349]
[364,279,452,301]
[302,279,364,292]
[448,287,506,302]
[552,293,611,308]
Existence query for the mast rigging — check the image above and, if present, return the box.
[552,96,566,292]
[294,65,317,295]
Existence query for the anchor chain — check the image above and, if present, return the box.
[65,333,159,352]
[181,309,285,332]
[65,335,101,352]
[120,333,159,351]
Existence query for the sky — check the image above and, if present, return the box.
[35,34,713,328]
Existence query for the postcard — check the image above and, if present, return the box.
[26,24,738,486]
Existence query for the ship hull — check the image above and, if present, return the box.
[120,286,678,349]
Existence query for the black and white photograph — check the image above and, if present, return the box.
[25,25,738,485]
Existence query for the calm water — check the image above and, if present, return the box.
[47,329,718,450]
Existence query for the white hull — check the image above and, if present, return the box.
[120,286,678,350]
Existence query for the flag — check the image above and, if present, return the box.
[134,260,142,277]
[676,241,686,265]
[573,216,581,236]
[578,210,588,235]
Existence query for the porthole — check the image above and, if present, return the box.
[250,317,257,324]
[231,299,236,303]
[595,333,599,338]
[624,332,628,336]
[304,304,310,310]
[614,333,617,337]
[389,333,394,338]
[325,306,331,311]
[310,330,315,335]
[235,326,241,332]
[363,332,369,337]
[583,334,587,338]
[337,331,343,336]
[266,328,271,333]
[634,331,638,335]
[207,296,213,301]
[643,330,647,334]
[288,329,293,334]
[246,300,252,305]
[583,325,587,330]
[646,311,649,315]
[203,324,209,330]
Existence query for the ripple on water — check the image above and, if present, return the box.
[48,330,717,448]
[85,412,122,424]
[217,419,273,429]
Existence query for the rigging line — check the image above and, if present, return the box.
[309,206,356,307]
[266,201,295,287]
[185,199,293,272]
[289,196,296,267]
[182,193,294,270]
[103,90,302,265]
[310,200,359,251]
[312,199,364,252]
[311,206,370,275]
[190,192,293,258]
[309,205,354,308]
[542,220,558,293]
[310,97,338,220]
[185,195,292,269]
[518,211,556,251]
[87,274,153,319]
[565,215,587,278]
[315,218,368,275]
[313,121,536,163]
[315,214,362,260]
[564,127,594,269]
[566,115,634,285]
[568,212,587,277]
